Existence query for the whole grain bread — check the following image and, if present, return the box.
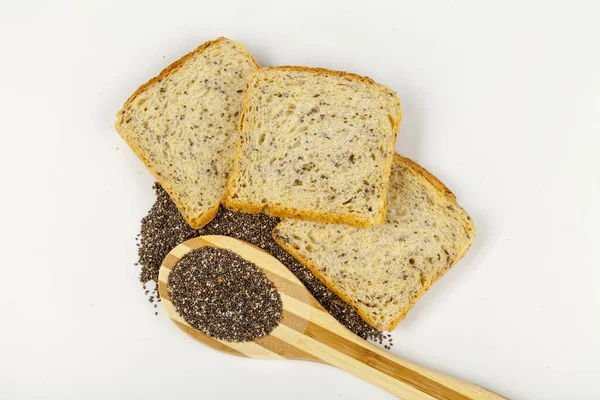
[115,37,259,228]
[273,154,475,331]
[225,66,402,228]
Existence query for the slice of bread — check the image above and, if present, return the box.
[115,37,259,228]
[272,154,475,331]
[225,66,402,228]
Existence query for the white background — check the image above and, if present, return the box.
[0,0,598,399]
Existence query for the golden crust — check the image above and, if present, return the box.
[258,65,378,84]
[115,37,259,229]
[272,154,475,331]
[225,66,402,228]
[227,197,382,228]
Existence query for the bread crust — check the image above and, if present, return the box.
[227,197,381,228]
[115,37,259,229]
[272,154,475,331]
[225,66,402,228]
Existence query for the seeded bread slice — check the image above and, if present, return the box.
[272,155,475,331]
[225,66,402,228]
[115,37,259,228]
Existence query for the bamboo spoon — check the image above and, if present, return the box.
[158,235,504,400]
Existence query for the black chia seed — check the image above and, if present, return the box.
[138,184,199,284]
[137,183,390,346]
[168,247,282,342]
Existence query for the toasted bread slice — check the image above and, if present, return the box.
[225,66,402,228]
[273,155,475,330]
[116,37,259,228]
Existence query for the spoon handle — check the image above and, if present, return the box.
[296,311,505,399]
[334,341,503,398]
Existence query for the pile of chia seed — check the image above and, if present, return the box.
[168,247,282,342]
[137,183,391,346]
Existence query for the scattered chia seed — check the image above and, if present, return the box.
[137,183,390,346]
[168,247,282,342]
[137,184,199,284]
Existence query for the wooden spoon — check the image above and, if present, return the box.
[158,235,504,400]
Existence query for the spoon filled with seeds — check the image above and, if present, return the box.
[159,236,503,400]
